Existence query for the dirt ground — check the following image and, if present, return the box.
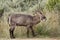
[0,38,60,40]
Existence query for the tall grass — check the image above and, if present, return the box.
[0,0,60,38]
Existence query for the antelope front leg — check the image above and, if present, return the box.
[30,26,36,37]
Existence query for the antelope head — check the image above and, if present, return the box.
[34,10,46,21]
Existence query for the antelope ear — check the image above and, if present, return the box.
[36,12,40,15]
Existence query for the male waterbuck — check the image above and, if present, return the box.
[8,10,46,38]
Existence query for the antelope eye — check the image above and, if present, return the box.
[33,13,35,15]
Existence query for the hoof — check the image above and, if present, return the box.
[11,36,15,39]
[33,34,36,37]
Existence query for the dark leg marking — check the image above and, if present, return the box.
[30,26,36,37]
[9,25,15,38]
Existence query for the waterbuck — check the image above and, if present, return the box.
[8,11,46,38]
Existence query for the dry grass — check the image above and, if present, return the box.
[0,11,60,38]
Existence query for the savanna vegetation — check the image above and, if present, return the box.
[0,0,60,38]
